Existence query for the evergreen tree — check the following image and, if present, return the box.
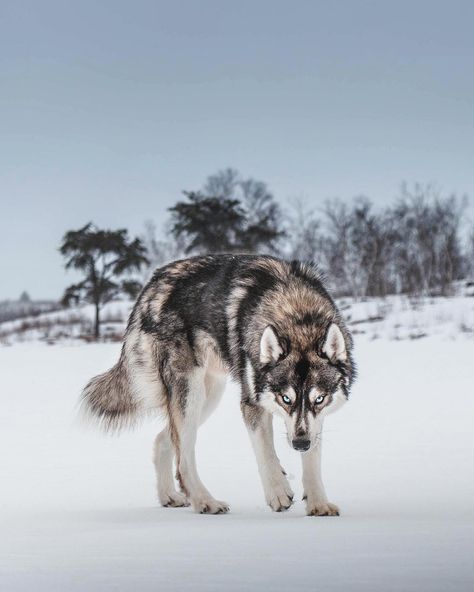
[59,223,148,339]
[169,169,284,255]
[169,191,246,253]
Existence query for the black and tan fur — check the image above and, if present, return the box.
[82,254,355,515]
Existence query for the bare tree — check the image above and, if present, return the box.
[320,197,397,299]
[146,175,469,298]
[466,226,474,281]
[203,168,240,200]
[321,198,353,296]
[286,199,324,264]
[141,219,186,279]
[237,178,284,253]
[389,184,465,296]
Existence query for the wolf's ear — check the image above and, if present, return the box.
[322,323,347,362]
[260,325,285,364]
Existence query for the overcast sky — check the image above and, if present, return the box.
[1,0,473,299]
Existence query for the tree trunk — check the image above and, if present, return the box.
[94,303,100,340]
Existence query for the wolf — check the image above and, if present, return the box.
[81,254,355,516]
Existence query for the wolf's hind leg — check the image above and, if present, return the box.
[153,428,189,507]
[171,367,229,514]
[242,402,294,512]
[201,371,226,424]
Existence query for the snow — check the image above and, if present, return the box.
[340,294,474,340]
[3,292,474,345]
[1,336,473,591]
[0,301,132,344]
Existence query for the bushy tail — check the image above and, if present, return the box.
[80,360,139,432]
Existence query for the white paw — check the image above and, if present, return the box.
[159,491,190,508]
[306,500,340,516]
[192,497,230,514]
[265,477,294,512]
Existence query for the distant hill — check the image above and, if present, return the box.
[0,283,473,346]
[0,298,61,323]
[0,300,131,345]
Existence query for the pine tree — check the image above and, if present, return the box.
[59,223,148,338]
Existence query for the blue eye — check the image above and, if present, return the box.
[315,394,326,405]
[281,394,292,405]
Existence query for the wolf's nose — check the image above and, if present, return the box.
[292,438,310,451]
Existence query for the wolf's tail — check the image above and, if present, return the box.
[80,359,139,432]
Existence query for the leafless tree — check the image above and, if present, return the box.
[321,198,380,298]
[286,198,324,264]
[140,220,185,280]
[389,184,465,296]
[203,168,240,200]
[319,197,397,299]
[143,176,469,299]
[466,227,474,280]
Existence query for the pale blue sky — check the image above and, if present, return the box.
[1,0,473,299]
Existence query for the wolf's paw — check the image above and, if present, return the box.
[266,480,294,512]
[193,497,230,515]
[160,491,190,508]
[306,501,340,517]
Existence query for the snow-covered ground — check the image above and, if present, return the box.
[0,301,132,344]
[2,290,474,345]
[1,335,473,591]
[340,293,474,340]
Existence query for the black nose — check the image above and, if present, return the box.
[292,438,311,451]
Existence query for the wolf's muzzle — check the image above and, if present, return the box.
[292,438,311,451]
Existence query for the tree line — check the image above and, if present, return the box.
[60,168,473,337]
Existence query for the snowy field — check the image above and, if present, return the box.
[1,335,473,591]
[2,288,474,345]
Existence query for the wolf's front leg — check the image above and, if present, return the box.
[242,402,294,512]
[302,439,339,516]
[170,368,229,514]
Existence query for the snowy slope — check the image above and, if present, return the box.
[0,301,132,344]
[2,292,474,344]
[340,294,474,340]
[0,336,473,591]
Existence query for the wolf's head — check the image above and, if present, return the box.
[252,323,352,452]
